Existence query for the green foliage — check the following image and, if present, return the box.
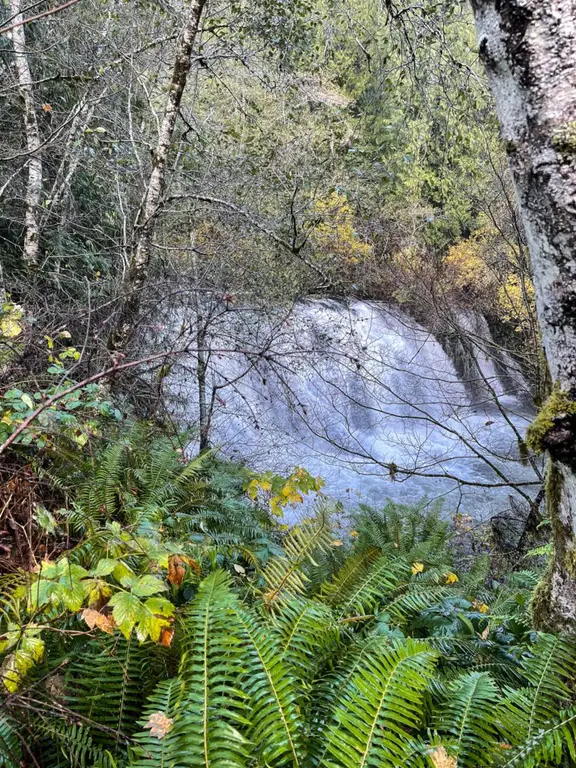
[0,377,122,453]
[322,638,437,767]
[0,432,571,768]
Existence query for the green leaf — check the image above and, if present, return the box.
[132,575,167,597]
[20,394,34,410]
[92,558,119,577]
[109,592,141,634]
[144,597,175,617]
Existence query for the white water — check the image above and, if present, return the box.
[170,299,539,520]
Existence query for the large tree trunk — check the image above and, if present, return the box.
[108,0,208,354]
[10,0,42,268]
[470,0,576,632]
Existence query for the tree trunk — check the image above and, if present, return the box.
[108,0,207,354]
[471,0,576,632]
[10,0,42,268]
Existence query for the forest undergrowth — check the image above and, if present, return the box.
[0,368,572,768]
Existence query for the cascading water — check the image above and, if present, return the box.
[169,299,539,520]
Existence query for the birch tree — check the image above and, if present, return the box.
[9,0,42,268]
[108,0,208,354]
[470,0,576,631]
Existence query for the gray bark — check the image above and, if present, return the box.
[10,0,42,268]
[471,0,576,631]
[108,0,208,353]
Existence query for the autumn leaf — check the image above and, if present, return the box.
[444,572,459,584]
[430,745,457,768]
[167,556,185,586]
[82,608,115,634]
[411,562,424,575]
[181,555,201,574]
[145,711,174,739]
[159,627,174,647]
[41,103,53,112]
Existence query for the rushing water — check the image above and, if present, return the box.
[170,299,539,520]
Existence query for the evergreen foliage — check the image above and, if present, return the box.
[0,430,571,767]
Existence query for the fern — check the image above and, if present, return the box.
[385,583,452,627]
[432,671,501,767]
[324,553,409,618]
[233,604,306,766]
[353,500,450,564]
[322,638,437,767]
[273,596,340,680]
[501,708,576,767]
[33,721,117,768]
[0,713,21,768]
[129,678,188,767]
[65,635,154,752]
[261,503,334,605]
[496,633,576,753]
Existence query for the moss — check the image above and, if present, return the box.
[532,460,563,630]
[531,558,554,631]
[553,121,576,153]
[526,383,576,454]
[517,436,529,466]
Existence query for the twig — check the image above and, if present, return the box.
[0,0,82,34]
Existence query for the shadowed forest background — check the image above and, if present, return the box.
[1,0,576,765]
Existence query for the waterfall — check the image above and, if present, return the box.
[169,299,539,520]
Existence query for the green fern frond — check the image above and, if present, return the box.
[432,671,500,767]
[385,584,452,627]
[34,720,118,768]
[496,633,576,749]
[273,597,340,680]
[0,713,21,768]
[233,605,306,766]
[322,638,437,767]
[501,707,576,767]
[261,504,334,605]
[130,678,188,767]
[310,635,388,764]
[320,547,381,605]
[353,500,450,563]
[175,570,250,767]
[327,554,410,618]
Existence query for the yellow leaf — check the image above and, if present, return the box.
[0,317,22,338]
[444,572,459,584]
[245,479,259,500]
[331,540,344,547]
[411,562,424,575]
[349,530,358,538]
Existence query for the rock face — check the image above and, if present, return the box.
[471,0,576,631]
